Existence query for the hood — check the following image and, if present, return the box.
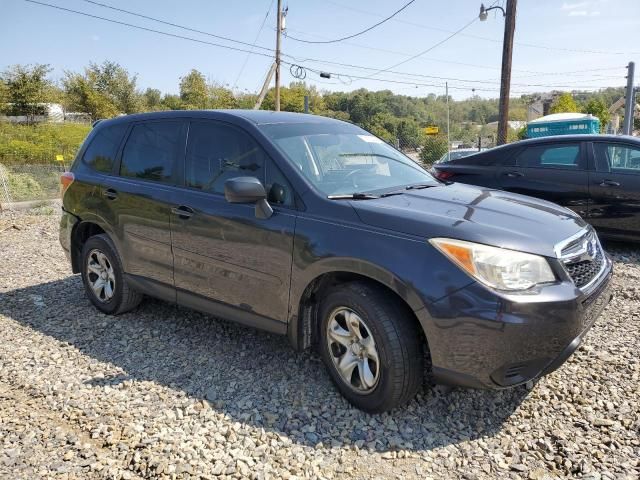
[351,183,588,258]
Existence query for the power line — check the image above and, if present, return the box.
[323,0,640,56]
[285,54,623,89]
[233,0,275,90]
[79,0,274,53]
[283,27,625,78]
[23,0,276,59]
[22,0,627,97]
[283,0,416,44]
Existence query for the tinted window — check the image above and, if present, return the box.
[516,144,581,169]
[594,143,640,174]
[82,123,127,173]
[185,121,266,194]
[120,121,184,183]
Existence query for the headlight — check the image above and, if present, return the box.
[429,238,556,291]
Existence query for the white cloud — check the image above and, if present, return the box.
[562,1,589,9]
[563,1,602,16]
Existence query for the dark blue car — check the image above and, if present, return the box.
[432,134,640,242]
[60,111,613,412]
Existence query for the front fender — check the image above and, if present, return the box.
[287,215,474,349]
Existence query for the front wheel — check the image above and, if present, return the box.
[319,282,424,413]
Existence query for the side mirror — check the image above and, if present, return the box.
[224,176,273,219]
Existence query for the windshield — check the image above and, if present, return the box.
[261,122,438,196]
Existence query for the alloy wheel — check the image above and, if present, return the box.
[86,249,116,303]
[326,307,380,393]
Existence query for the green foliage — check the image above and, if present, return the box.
[549,93,579,114]
[517,125,527,140]
[160,94,184,111]
[583,98,611,132]
[419,135,448,165]
[209,84,237,109]
[63,61,139,118]
[7,172,43,201]
[1,64,53,119]
[180,69,209,109]
[142,88,162,111]
[0,121,91,164]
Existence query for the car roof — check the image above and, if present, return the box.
[95,109,345,127]
[487,134,640,152]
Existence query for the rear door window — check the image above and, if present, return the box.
[119,121,185,184]
[82,123,127,173]
[515,144,583,169]
[594,143,640,174]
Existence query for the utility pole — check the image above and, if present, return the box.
[446,82,450,162]
[275,0,282,111]
[254,62,277,110]
[497,0,517,145]
[623,61,635,135]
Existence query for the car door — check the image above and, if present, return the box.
[588,141,640,239]
[99,119,187,289]
[171,120,297,328]
[498,141,590,217]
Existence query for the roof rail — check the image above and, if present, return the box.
[91,119,103,128]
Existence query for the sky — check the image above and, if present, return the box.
[2,0,639,100]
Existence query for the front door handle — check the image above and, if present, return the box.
[103,188,118,200]
[599,180,621,187]
[504,171,524,178]
[172,205,195,219]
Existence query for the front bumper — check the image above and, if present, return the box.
[423,254,613,389]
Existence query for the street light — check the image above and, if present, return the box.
[479,1,516,146]
[479,3,506,21]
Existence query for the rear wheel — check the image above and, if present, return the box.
[80,234,142,315]
[319,282,424,413]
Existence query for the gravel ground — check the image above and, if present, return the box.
[0,208,638,480]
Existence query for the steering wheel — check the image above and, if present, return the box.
[343,168,373,188]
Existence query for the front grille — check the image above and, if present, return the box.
[565,250,603,288]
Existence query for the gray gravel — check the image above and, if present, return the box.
[0,208,638,480]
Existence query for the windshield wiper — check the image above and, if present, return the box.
[405,183,437,190]
[327,193,380,200]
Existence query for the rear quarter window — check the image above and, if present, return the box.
[81,123,128,174]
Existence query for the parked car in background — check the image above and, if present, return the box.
[432,134,640,242]
[60,111,612,412]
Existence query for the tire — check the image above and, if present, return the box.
[318,282,424,413]
[80,234,142,315]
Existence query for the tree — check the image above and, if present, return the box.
[583,98,611,133]
[160,94,183,110]
[63,61,140,117]
[179,69,209,109]
[549,93,579,114]
[85,61,140,113]
[419,135,448,165]
[142,88,162,111]
[2,64,53,120]
[63,73,119,119]
[209,84,237,109]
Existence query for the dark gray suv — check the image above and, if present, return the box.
[60,110,613,412]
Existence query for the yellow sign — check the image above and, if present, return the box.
[424,126,439,135]
[55,154,65,162]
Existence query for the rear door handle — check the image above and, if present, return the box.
[599,180,621,187]
[504,171,524,178]
[171,205,195,219]
[103,188,118,200]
